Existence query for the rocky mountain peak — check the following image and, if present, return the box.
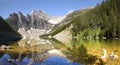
[31,10,46,14]
[18,11,23,15]
[7,11,53,30]
[9,13,18,17]
[31,10,50,20]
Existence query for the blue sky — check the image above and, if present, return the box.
[0,0,103,19]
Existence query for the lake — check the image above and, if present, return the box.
[0,38,120,65]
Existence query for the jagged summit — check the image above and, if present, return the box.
[31,10,47,15]
[6,9,75,32]
[7,10,53,30]
[30,10,50,20]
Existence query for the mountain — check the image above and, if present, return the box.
[0,17,21,43]
[6,10,75,31]
[42,8,90,37]
[5,10,75,42]
[6,10,53,30]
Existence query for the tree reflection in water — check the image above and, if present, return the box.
[67,44,98,65]
[47,38,104,65]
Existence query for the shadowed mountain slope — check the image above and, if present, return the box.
[0,17,21,43]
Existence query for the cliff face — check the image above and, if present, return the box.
[0,17,21,43]
[6,10,53,31]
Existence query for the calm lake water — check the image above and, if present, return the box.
[0,38,120,65]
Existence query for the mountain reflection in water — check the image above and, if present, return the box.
[0,53,81,65]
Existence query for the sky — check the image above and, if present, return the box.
[0,0,103,19]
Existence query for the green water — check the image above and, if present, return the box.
[47,38,120,65]
[0,38,120,65]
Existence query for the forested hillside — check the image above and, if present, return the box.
[65,0,120,39]
[41,0,120,40]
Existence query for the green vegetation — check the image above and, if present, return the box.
[0,17,21,43]
[71,0,120,39]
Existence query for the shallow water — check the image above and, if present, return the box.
[0,38,120,65]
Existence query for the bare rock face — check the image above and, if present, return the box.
[29,10,52,30]
[6,13,19,30]
[17,12,29,29]
[6,10,53,31]
[31,10,50,20]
